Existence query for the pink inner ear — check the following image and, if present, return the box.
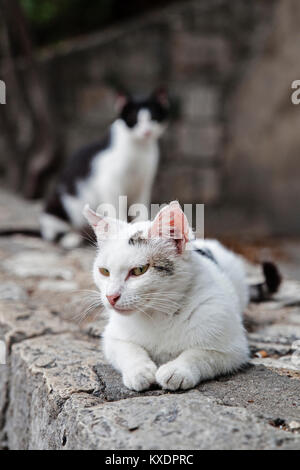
[149,203,189,253]
[154,87,169,107]
[95,219,109,236]
[83,205,102,228]
[115,93,128,112]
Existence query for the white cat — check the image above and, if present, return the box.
[83,200,252,391]
[40,89,169,248]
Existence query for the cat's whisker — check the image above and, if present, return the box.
[138,292,182,299]
[123,294,173,317]
[75,289,102,299]
[138,296,180,304]
[138,292,184,299]
[73,289,104,324]
[80,231,98,248]
[134,295,179,313]
[74,305,102,325]
[135,305,155,323]
[137,295,181,308]
[145,302,180,312]
[141,303,180,314]
[144,301,178,314]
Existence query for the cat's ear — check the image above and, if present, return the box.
[115,92,130,113]
[83,205,102,228]
[83,204,122,241]
[148,201,189,254]
[152,87,169,108]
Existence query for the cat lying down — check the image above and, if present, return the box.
[83,201,281,391]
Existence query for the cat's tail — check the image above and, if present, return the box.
[249,261,282,302]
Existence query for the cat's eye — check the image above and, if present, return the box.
[130,264,150,277]
[99,267,110,277]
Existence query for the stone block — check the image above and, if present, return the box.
[172,33,232,79]
[153,165,221,205]
[182,86,220,121]
[176,123,222,160]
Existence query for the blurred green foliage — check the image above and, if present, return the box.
[20,0,176,46]
[20,0,114,45]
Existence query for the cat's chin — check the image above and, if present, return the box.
[111,306,134,316]
[133,133,157,143]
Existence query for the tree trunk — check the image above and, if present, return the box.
[0,0,59,198]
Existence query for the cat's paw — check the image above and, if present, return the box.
[122,362,157,391]
[156,362,198,391]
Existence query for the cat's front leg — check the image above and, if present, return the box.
[103,337,157,391]
[156,348,243,391]
[156,357,199,391]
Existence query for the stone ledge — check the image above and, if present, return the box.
[4,332,300,449]
[1,293,300,449]
[0,226,300,449]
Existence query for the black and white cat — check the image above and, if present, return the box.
[40,88,169,248]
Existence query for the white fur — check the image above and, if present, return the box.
[85,203,249,392]
[192,239,249,311]
[40,213,70,241]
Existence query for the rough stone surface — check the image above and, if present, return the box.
[0,189,41,232]
[0,192,300,449]
[48,392,299,450]
[0,283,28,302]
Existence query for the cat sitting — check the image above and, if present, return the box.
[40,88,169,248]
[83,201,253,391]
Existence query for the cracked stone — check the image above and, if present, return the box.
[0,301,78,350]
[11,334,104,400]
[198,365,300,425]
[45,392,300,450]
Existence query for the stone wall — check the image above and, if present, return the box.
[3,0,300,236]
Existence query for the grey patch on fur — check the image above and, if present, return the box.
[195,248,218,265]
[128,231,148,246]
[153,257,175,276]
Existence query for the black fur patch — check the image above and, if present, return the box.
[44,133,111,222]
[153,259,174,276]
[250,261,282,302]
[44,188,69,222]
[120,97,169,129]
[128,232,174,275]
[195,248,218,265]
[60,133,111,196]
[262,261,282,293]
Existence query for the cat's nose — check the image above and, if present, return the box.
[144,130,152,138]
[106,293,121,306]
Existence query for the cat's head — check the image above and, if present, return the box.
[116,88,169,141]
[83,201,191,317]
